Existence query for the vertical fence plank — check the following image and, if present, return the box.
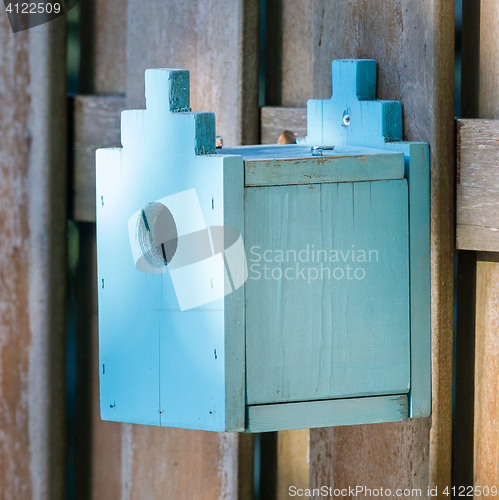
[77,1,260,498]
[277,430,309,499]
[478,0,499,119]
[0,12,67,500]
[473,0,499,490]
[79,0,127,94]
[126,0,259,146]
[265,0,313,107]
[309,0,455,494]
[474,256,499,491]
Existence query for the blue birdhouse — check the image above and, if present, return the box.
[96,59,430,432]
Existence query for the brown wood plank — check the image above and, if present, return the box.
[472,0,499,491]
[73,95,125,222]
[474,261,499,490]
[0,15,67,500]
[277,430,309,499]
[479,0,499,120]
[79,0,127,94]
[125,0,259,146]
[308,0,455,493]
[265,0,313,107]
[456,119,499,251]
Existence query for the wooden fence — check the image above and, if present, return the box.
[10,0,499,497]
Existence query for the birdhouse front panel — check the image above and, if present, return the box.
[244,180,410,406]
[96,60,430,433]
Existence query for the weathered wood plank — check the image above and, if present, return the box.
[277,430,309,500]
[264,0,313,107]
[479,0,499,119]
[472,0,499,490]
[0,14,67,500]
[73,95,125,222]
[474,260,499,490]
[90,1,260,497]
[247,395,409,433]
[308,0,455,494]
[125,0,259,146]
[456,119,499,251]
[221,144,405,186]
[79,0,127,94]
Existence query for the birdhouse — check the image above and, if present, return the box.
[96,59,430,432]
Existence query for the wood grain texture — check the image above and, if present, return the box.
[79,0,127,94]
[456,119,499,251]
[277,430,309,500]
[265,0,313,107]
[474,261,499,490]
[472,0,499,491]
[247,395,409,433]
[245,181,411,406]
[308,0,455,494]
[221,144,405,186]
[479,0,499,120]
[0,13,67,500]
[125,0,259,146]
[73,95,125,222]
[261,107,307,144]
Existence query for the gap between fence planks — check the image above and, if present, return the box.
[0,13,67,500]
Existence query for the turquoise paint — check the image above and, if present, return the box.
[305,59,431,418]
[305,60,402,147]
[96,60,430,432]
[246,394,409,433]
[245,181,410,405]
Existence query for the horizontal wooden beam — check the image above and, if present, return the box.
[457,118,499,251]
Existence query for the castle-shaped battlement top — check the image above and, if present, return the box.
[305,59,403,148]
[119,60,406,158]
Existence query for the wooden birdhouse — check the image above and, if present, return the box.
[96,59,430,432]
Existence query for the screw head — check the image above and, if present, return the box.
[342,114,351,126]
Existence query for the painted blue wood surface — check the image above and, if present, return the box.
[304,59,431,418]
[96,69,245,431]
[220,144,405,186]
[305,60,402,148]
[245,181,411,405]
[246,394,409,432]
[96,61,430,432]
